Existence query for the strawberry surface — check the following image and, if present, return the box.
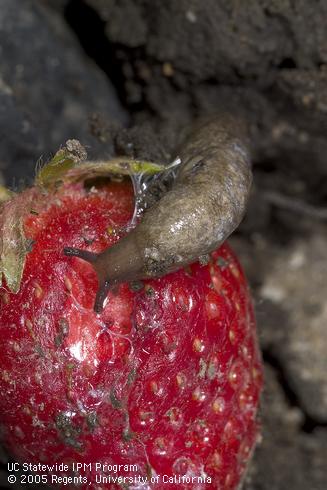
[0,179,263,489]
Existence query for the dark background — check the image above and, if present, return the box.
[0,1,326,488]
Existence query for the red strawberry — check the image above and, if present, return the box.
[0,153,263,489]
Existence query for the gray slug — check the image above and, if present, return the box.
[64,114,252,312]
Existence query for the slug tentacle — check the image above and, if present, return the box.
[64,114,252,312]
[63,247,98,263]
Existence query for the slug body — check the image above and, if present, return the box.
[64,114,252,312]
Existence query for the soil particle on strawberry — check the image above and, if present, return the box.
[199,254,210,266]
[109,389,123,410]
[54,318,69,348]
[129,280,144,292]
[86,412,98,431]
[55,412,84,450]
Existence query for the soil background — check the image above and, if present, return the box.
[0,1,326,489]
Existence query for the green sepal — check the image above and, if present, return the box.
[36,140,166,188]
[0,190,36,293]
[0,185,15,204]
[35,140,87,187]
